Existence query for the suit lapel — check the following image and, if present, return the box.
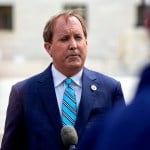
[75,68,100,138]
[37,65,62,135]
[36,66,100,138]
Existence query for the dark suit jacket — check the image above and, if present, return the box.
[0,64,125,150]
[93,64,150,150]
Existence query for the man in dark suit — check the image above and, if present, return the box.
[0,9,125,150]
[92,64,150,150]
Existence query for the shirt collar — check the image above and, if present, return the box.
[52,64,82,88]
[71,70,82,88]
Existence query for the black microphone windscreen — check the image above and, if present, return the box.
[61,126,78,146]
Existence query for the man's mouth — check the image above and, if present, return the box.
[66,54,80,58]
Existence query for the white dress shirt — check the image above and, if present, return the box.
[51,64,82,114]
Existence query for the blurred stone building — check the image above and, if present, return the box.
[0,0,149,77]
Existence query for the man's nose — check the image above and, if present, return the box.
[69,38,77,50]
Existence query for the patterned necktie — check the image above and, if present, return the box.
[62,78,77,126]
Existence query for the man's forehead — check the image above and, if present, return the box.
[56,15,80,25]
[52,15,84,37]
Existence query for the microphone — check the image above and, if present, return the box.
[61,126,78,150]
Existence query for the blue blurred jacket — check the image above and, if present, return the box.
[94,64,150,150]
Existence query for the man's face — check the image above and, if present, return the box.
[45,16,87,76]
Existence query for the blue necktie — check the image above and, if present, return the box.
[62,78,77,126]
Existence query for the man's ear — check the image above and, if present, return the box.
[44,42,52,56]
[85,39,88,46]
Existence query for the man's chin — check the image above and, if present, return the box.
[67,62,83,70]
[68,60,82,66]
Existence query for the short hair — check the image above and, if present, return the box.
[43,9,87,42]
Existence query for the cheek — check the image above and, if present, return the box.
[51,50,64,59]
[80,43,87,53]
[49,44,59,57]
[52,43,67,53]
[55,46,68,56]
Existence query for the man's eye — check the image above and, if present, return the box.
[60,37,68,42]
[75,36,82,40]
